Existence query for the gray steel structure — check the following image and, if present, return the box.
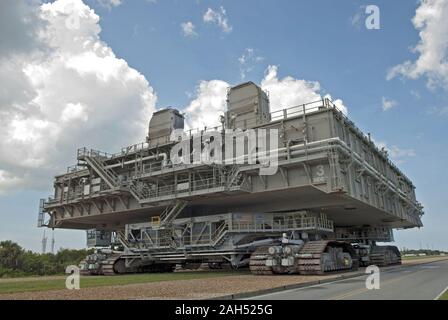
[39,82,423,273]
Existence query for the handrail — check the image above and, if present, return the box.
[74,99,338,162]
[231,216,333,232]
[270,99,330,122]
[125,214,333,250]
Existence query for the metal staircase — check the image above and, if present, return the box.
[212,221,229,247]
[227,165,243,188]
[226,165,251,192]
[128,180,151,202]
[116,230,131,249]
[78,148,151,201]
[160,200,188,225]
[84,155,119,189]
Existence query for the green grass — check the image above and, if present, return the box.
[402,255,446,260]
[0,271,248,294]
[439,289,448,300]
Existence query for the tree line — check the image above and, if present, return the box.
[0,240,92,277]
[401,248,446,256]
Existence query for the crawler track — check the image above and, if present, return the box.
[100,254,124,276]
[249,246,274,275]
[79,259,92,276]
[370,246,401,267]
[298,240,358,275]
[296,241,331,275]
[249,241,358,276]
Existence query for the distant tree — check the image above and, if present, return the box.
[0,241,24,270]
[0,241,93,277]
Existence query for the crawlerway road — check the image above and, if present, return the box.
[247,259,448,300]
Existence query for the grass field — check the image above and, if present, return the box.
[0,271,247,294]
[402,255,446,260]
[439,289,448,300]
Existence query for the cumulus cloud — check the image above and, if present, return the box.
[389,146,417,158]
[0,0,45,58]
[261,65,348,115]
[203,7,232,33]
[0,170,24,192]
[387,0,448,90]
[0,0,157,194]
[238,48,264,80]
[382,97,398,111]
[96,0,122,9]
[181,21,197,37]
[183,65,348,130]
[374,141,416,164]
[185,80,229,130]
[261,65,320,111]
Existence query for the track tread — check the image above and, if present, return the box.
[297,241,355,275]
[249,246,274,275]
[100,254,122,276]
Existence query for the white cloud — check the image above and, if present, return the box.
[238,48,264,79]
[428,105,448,116]
[261,65,321,111]
[323,95,348,116]
[181,21,197,37]
[183,65,348,130]
[261,65,348,115]
[0,0,157,193]
[389,146,416,158]
[61,102,89,123]
[374,140,416,164]
[387,0,448,90]
[185,80,229,130]
[0,0,45,58]
[96,0,122,9]
[203,6,232,33]
[382,97,398,111]
[0,170,23,195]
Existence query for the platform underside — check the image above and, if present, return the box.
[52,185,418,230]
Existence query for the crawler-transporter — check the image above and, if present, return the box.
[38,82,423,275]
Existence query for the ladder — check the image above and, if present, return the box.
[212,221,229,246]
[128,180,151,201]
[227,165,242,188]
[37,199,47,227]
[160,200,188,225]
[116,230,131,249]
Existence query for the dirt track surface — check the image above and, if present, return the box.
[0,257,446,300]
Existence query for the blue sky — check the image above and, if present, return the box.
[0,0,447,252]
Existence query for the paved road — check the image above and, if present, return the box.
[248,259,448,300]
